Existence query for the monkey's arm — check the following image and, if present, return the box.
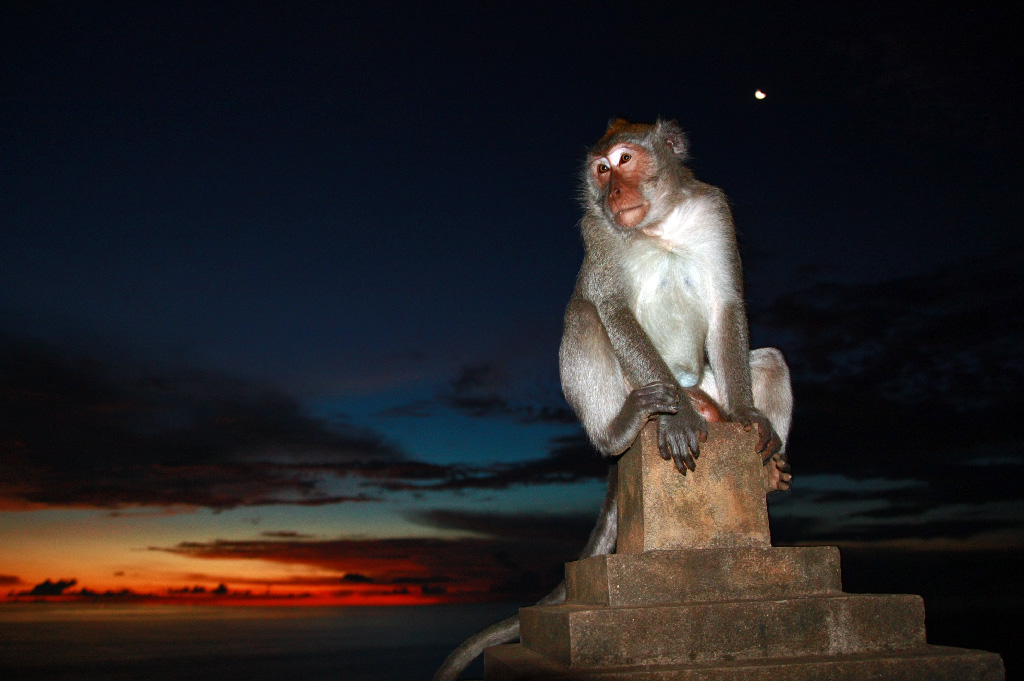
[707,301,782,460]
[600,305,677,388]
[599,304,709,473]
[561,295,680,457]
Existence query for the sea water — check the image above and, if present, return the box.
[0,602,517,680]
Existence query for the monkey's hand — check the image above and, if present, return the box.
[603,382,679,456]
[657,408,708,475]
[624,381,680,420]
[731,407,783,463]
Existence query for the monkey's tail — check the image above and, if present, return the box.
[431,466,618,681]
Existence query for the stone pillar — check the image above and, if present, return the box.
[617,422,769,553]
[484,422,1005,680]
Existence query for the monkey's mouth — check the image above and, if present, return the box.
[614,203,649,229]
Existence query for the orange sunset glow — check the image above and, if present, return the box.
[1,502,589,607]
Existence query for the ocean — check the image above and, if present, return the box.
[1,592,1019,680]
[0,602,517,680]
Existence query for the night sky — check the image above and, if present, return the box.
[2,0,1023,672]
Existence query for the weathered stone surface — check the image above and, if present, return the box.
[520,594,925,667]
[486,425,1005,681]
[617,422,769,553]
[565,546,841,606]
[484,643,1006,680]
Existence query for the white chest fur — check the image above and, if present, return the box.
[619,199,730,387]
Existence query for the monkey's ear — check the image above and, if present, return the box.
[605,117,631,134]
[656,119,689,158]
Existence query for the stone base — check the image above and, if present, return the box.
[520,594,925,667]
[483,425,1004,680]
[565,546,841,606]
[485,644,1005,680]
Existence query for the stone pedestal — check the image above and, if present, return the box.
[617,423,769,553]
[484,422,1004,680]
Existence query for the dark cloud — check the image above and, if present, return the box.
[169,585,211,594]
[815,461,1024,514]
[260,531,317,539]
[375,399,435,419]
[152,510,601,601]
[180,572,365,588]
[391,575,451,585]
[8,579,323,602]
[439,363,576,425]
[340,573,375,583]
[407,508,601,545]
[0,575,24,586]
[376,432,609,491]
[760,255,1023,478]
[0,332,416,509]
[24,578,77,596]
[0,331,619,509]
[771,512,1024,547]
[758,255,1024,545]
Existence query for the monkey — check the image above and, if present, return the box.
[560,118,793,486]
[432,118,792,681]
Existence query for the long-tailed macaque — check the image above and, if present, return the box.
[561,118,793,482]
[432,119,793,681]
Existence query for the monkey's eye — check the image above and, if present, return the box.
[620,153,631,164]
[597,163,610,174]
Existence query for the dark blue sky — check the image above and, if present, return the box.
[2,1,1023,648]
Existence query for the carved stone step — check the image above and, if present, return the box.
[488,424,1003,680]
[520,594,925,667]
[484,643,1005,680]
[566,546,841,606]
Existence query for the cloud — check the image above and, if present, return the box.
[5,577,323,602]
[374,399,435,418]
[407,508,602,545]
[340,573,375,583]
[760,255,1022,475]
[150,509,604,601]
[757,255,1024,545]
[0,331,618,509]
[391,575,450,584]
[0,332,430,510]
[771,512,1024,548]
[439,363,576,424]
[0,575,24,586]
[23,578,77,595]
[375,432,610,491]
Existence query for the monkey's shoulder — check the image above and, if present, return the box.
[654,189,732,245]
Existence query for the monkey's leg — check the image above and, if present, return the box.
[696,348,792,490]
[749,347,793,451]
[560,299,678,456]
[750,347,793,491]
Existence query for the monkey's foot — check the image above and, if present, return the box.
[764,453,792,493]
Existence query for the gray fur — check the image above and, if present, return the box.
[562,119,793,473]
[432,119,792,681]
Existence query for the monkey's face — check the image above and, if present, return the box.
[590,143,653,229]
